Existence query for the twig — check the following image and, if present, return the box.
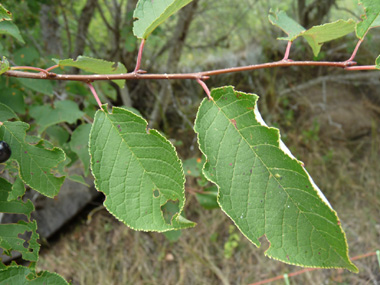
[282,41,292,61]
[4,59,363,83]
[86,82,103,109]
[196,78,211,100]
[134,39,146,73]
[10,66,49,74]
[346,39,363,62]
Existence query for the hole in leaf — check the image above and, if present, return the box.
[160,200,179,225]
[153,189,160,198]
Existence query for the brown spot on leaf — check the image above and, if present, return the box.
[231,119,237,129]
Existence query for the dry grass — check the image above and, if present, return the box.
[37,85,380,284]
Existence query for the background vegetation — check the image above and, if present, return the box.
[1,0,380,283]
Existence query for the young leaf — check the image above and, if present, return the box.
[56,56,127,88]
[356,0,380,39]
[268,9,305,41]
[0,266,69,285]
[0,102,18,121]
[0,4,12,22]
[269,10,355,56]
[0,56,9,75]
[0,21,24,44]
[194,86,358,272]
[89,106,195,231]
[0,121,65,197]
[302,20,355,57]
[133,0,192,39]
[30,100,84,134]
[69,124,92,176]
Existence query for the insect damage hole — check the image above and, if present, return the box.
[160,200,180,225]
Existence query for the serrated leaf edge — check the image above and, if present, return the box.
[194,86,357,272]
[88,105,195,232]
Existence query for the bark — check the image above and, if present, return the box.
[39,4,62,56]
[149,0,199,128]
[73,0,98,59]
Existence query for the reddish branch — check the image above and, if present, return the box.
[4,59,368,82]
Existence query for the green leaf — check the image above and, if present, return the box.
[0,4,12,22]
[69,124,91,176]
[356,0,380,39]
[0,178,33,218]
[67,175,90,187]
[0,88,25,114]
[89,106,195,231]
[13,47,39,66]
[9,176,26,201]
[302,20,356,56]
[269,10,355,56]
[196,186,219,210]
[0,221,39,262]
[30,100,84,134]
[16,78,53,96]
[268,9,305,41]
[375,54,380,69]
[0,102,18,121]
[0,21,24,44]
[0,56,9,75]
[0,121,65,198]
[0,266,69,284]
[45,125,70,145]
[133,0,193,39]
[56,56,127,88]
[194,86,357,272]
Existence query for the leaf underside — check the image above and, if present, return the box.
[194,86,357,272]
[89,106,195,232]
[269,10,355,56]
[133,0,192,39]
[56,56,127,88]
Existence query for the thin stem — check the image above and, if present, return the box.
[45,64,59,72]
[347,39,363,62]
[134,39,145,73]
[282,41,292,61]
[4,59,363,82]
[196,78,211,100]
[345,65,377,71]
[10,66,49,74]
[86,83,103,109]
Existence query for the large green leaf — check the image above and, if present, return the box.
[89,106,195,231]
[302,20,355,56]
[268,9,305,41]
[56,56,127,88]
[0,21,24,44]
[69,123,92,176]
[0,121,65,197]
[356,0,380,39]
[133,0,192,39]
[0,4,12,22]
[30,100,84,134]
[194,86,357,272]
[0,266,69,284]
